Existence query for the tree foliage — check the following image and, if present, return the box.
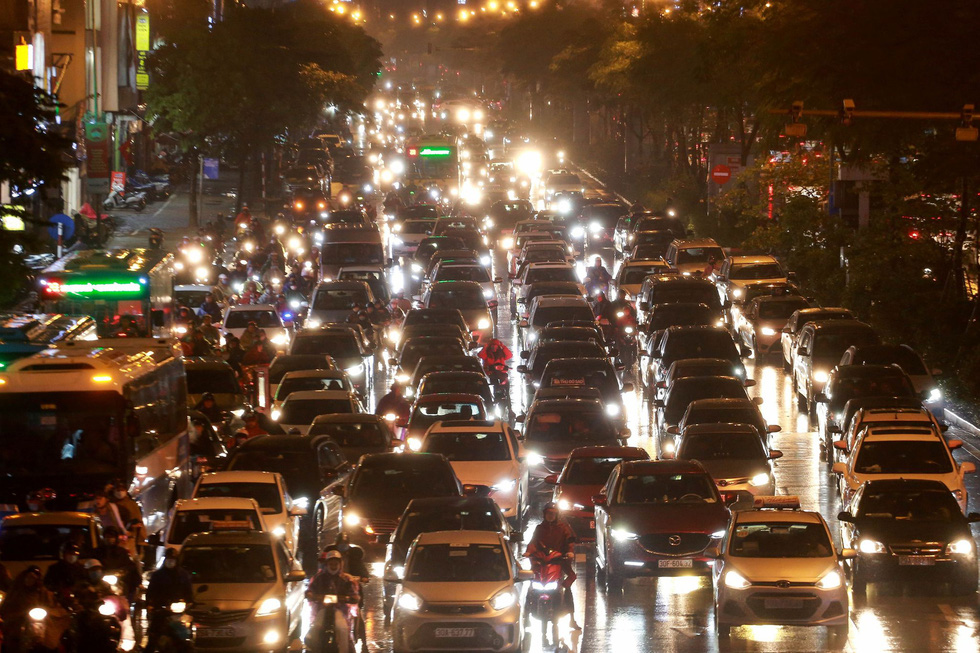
[0,69,72,189]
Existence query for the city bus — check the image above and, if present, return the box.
[0,338,190,534]
[0,313,98,369]
[405,135,461,198]
[36,249,175,338]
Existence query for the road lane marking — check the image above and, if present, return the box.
[939,604,963,624]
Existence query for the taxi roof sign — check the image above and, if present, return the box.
[753,495,801,510]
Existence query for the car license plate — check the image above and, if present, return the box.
[764,598,803,609]
[435,627,475,638]
[589,520,595,529]
[899,556,935,566]
[658,559,693,568]
[198,628,236,639]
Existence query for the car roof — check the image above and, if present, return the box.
[280,369,345,379]
[282,390,354,401]
[175,497,260,511]
[860,426,942,440]
[227,304,277,312]
[619,460,709,475]
[426,419,506,432]
[2,512,94,526]
[728,255,778,264]
[183,358,237,371]
[311,413,384,424]
[414,529,505,546]
[673,238,721,248]
[530,397,604,410]
[404,496,501,513]
[414,392,485,403]
[359,452,449,468]
[687,397,757,408]
[230,434,324,451]
[681,423,763,436]
[568,445,649,459]
[734,509,823,525]
[807,319,873,332]
[181,531,276,547]
[198,470,279,484]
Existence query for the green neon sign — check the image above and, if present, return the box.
[419,147,453,158]
[43,278,147,299]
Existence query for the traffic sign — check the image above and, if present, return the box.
[711,164,732,185]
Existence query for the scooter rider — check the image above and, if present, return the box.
[584,256,611,294]
[305,550,360,653]
[477,337,512,373]
[524,502,580,629]
[145,549,193,651]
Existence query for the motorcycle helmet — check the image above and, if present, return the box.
[319,549,343,563]
[83,558,103,571]
[542,501,558,513]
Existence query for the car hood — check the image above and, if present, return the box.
[726,557,838,584]
[404,580,513,604]
[697,459,768,481]
[557,483,603,506]
[619,283,643,297]
[732,277,788,291]
[450,461,518,487]
[192,582,274,611]
[347,497,414,521]
[530,440,620,459]
[858,518,968,544]
[608,503,729,534]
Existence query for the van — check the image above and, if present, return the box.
[319,227,385,281]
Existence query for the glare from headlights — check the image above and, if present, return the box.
[816,571,842,589]
[929,387,943,402]
[346,363,366,376]
[749,473,770,487]
[103,574,119,586]
[532,580,559,591]
[169,602,186,614]
[306,318,321,329]
[483,288,494,299]
[501,237,515,250]
[611,528,638,542]
[397,591,422,611]
[292,496,309,510]
[99,601,115,616]
[711,530,726,539]
[407,437,422,451]
[760,326,777,337]
[947,539,973,555]
[812,370,829,384]
[344,513,361,527]
[589,221,602,234]
[477,318,491,330]
[732,288,743,298]
[480,255,492,266]
[272,526,285,538]
[526,452,544,465]
[492,479,516,493]
[723,570,750,589]
[857,539,886,554]
[256,598,282,616]
[184,248,203,264]
[557,499,571,511]
[571,226,585,239]
[396,373,410,383]
[195,266,209,280]
[270,409,281,421]
[605,404,621,417]
[271,333,289,346]
[490,589,516,610]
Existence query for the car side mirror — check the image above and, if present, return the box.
[493,277,502,284]
[931,368,943,377]
[519,319,529,328]
[289,505,308,517]
[653,399,665,408]
[721,492,738,507]
[833,440,848,451]
[655,380,667,389]
[520,351,530,360]
[516,364,528,374]
[739,344,750,358]
[831,462,846,475]
[781,326,791,334]
[947,439,963,450]
[544,473,559,484]
[619,428,631,439]
[767,424,782,433]
[828,423,841,434]
[517,569,534,582]
[146,532,162,547]
[591,494,606,506]
[769,449,783,459]
[743,379,757,388]
[961,462,976,475]
[286,570,306,582]
[837,511,854,523]
[515,414,525,423]
[968,512,980,523]
[666,425,679,435]
[638,301,649,311]
[388,358,398,366]
[839,548,856,560]
[331,485,346,497]
[753,396,764,406]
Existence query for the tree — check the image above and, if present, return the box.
[0,69,71,190]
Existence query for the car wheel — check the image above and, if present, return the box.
[851,572,867,596]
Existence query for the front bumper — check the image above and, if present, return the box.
[609,536,716,577]
[192,610,288,652]
[562,510,596,542]
[716,584,849,628]
[393,603,521,652]
[855,551,977,583]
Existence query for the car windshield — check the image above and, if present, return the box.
[324,211,364,225]
[679,431,766,461]
[665,380,745,422]
[854,441,953,474]
[423,431,510,461]
[856,348,928,375]
[226,450,322,496]
[729,522,834,558]
[400,220,434,235]
[195,482,283,514]
[269,357,333,383]
[564,457,632,485]
[410,401,484,430]
[532,305,594,328]
[168,509,262,544]
[672,362,735,379]
[321,243,383,266]
[438,266,491,283]
[616,473,717,504]
[350,465,458,502]
[649,306,716,331]
[685,406,764,432]
[812,331,878,359]
[676,247,725,265]
[182,544,277,583]
[543,367,618,400]
[621,265,664,285]
[276,375,348,399]
[0,524,92,561]
[730,263,784,280]
[281,398,353,424]
[857,488,961,521]
[186,369,240,395]
[312,288,370,311]
[291,334,360,359]
[549,174,580,186]
[308,421,387,447]
[527,409,617,443]
[225,311,282,329]
[757,299,810,320]
[829,374,915,409]
[651,286,720,308]
[420,378,488,399]
[428,286,486,310]
[665,333,737,361]
[407,543,510,582]
[397,508,501,548]
[175,289,210,307]
[526,268,577,284]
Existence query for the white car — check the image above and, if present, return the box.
[612,259,673,303]
[222,304,289,349]
[271,389,362,435]
[713,255,787,308]
[711,496,852,642]
[159,497,266,555]
[543,169,583,200]
[390,219,435,259]
[390,530,532,653]
[192,471,306,555]
[418,420,528,528]
[428,262,501,311]
[832,425,974,512]
[271,369,356,413]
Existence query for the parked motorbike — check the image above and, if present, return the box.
[103,190,147,212]
[525,549,569,649]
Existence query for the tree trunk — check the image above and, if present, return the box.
[188,151,200,228]
[951,176,970,300]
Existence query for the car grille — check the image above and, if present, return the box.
[746,592,821,620]
[889,543,943,556]
[639,532,710,556]
[411,622,504,649]
[190,608,252,626]
[715,477,750,487]
[426,602,486,615]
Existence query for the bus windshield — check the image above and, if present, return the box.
[0,392,127,477]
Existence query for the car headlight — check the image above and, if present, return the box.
[816,570,842,589]
[272,526,285,538]
[256,598,282,616]
[532,580,559,591]
[480,255,491,266]
[947,539,974,555]
[760,327,777,337]
[492,479,516,493]
[407,437,422,451]
[610,528,638,542]
[605,404,621,417]
[230,408,245,418]
[99,600,116,616]
[306,318,321,329]
[103,574,119,586]
[270,409,281,421]
[490,588,516,610]
[858,539,886,554]
[526,452,544,466]
[195,266,210,280]
[411,262,423,273]
[711,530,726,539]
[557,499,571,511]
[388,330,400,344]
[397,591,422,612]
[483,288,494,299]
[749,472,770,487]
[396,373,410,383]
[477,318,491,330]
[346,363,366,376]
[589,221,601,233]
[185,248,203,263]
[732,288,743,298]
[723,570,751,590]
[344,512,361,527]
[174,261,185,271]
[929,387,943,402]
[292,496,309,510]
[812,370,829,384]
[624,326,634,334]
[501,237,515,250]
[570,226,585,239]
[169,602,186,614]
[271,333,289,346]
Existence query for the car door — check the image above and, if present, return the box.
[276,541,305,629]
[794,328,814,389]
[315,442,347,538]
[594,468,619,565]
[781,313,798,363]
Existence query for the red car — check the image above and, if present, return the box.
[594,459,731,590]
[546,445,650,541]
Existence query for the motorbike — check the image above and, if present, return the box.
[611,309,638,372]
[145,601,193,653]
[583,274,610,298]
[71,590,123,653]
[131,170,172,201]
[12,602,71,652]
[525,550,570,649]
[103,190,147,212]
[487,362,511,417]
[304,594,356,653]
